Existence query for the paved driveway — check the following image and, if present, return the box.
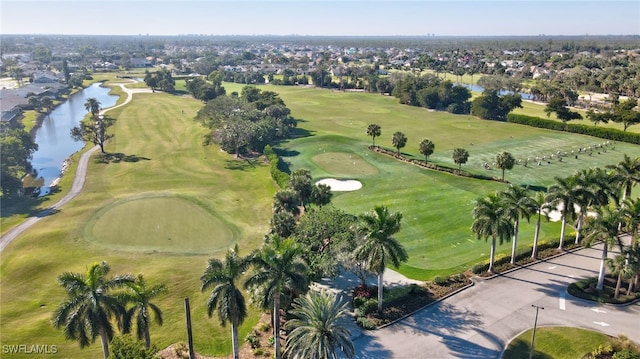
[353,243,640,358]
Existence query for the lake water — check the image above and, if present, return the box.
[30,83,118,195]
[462,83,534,100]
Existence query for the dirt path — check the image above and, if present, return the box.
[0,81,151,252]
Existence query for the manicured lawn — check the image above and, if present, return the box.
[503,327,614,359]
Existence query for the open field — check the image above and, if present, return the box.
[3,77,640,357]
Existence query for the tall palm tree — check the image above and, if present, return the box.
[606,254,629,299]
[245,236,309,359]
[500,185,535,264]
[495,151,515,182]
[573,168,617,244]
[583,206,624,290]
[366,123,381,147]
[546,176,578,249]
[284,290,355,359]
[607,154,640,202]
[120,274,167,349]
[84,98,102,118]
[52,262,133,359]
[201,245,251,359]
[622,197,640,244]
[625,243,640,293]
[532,191,553,259]
[472,193,514,273]
[353,205,408,313]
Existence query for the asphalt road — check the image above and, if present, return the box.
[353,243,640,358]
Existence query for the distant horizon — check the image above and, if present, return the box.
[1,1,638,37]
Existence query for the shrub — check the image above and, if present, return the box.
[245,330,261,349]
[613,349,640,359]
[362,299,379,315]
[471,263,489,274]
[450,273,467,282]
[352,284,376,299]
[253,348,265,356]
[356,317,377,330]
[264,145,290,188]
[353,296,367,308]
[433,276,449,286]
[259,322,270,332]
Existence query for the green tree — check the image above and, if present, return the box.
[284,290,355,359]
[419,139,435,163]
[0,128,38,195]
[71,114,116,153]
[391,131,407,155]
[119,275,167,349]
[531,191,552,259]
[583,207,624,290]
[28,95,41,111]
[245,236,309,359]
[611,99,640,131]
[52,262,133,359]
[500,185,535,264]
[452,148,469,173]
[289,169,313,208]
[201,245,251,359]
[495,151,515,181]
[546,176,578,249]
[353,205,408,313]
[471,193,514,273]
[544,96,583,124]
[85,97,101,117]
[471,90,522,121]
[622,197,640,244]
[366,123,381,147]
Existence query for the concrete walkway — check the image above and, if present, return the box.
[0,81,151,252]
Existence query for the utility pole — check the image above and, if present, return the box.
[185,297,195,359]
[530,304,544,359]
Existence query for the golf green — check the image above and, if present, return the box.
[85,194,237,253]
[312,152,379,177]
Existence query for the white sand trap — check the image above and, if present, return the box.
[546,203,597,222]
[316,178,362,191]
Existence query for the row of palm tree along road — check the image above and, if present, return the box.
[471,154,640,295]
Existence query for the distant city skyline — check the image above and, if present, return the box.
[1,0,638,37]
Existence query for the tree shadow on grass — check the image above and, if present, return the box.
[502,337,553,359]
[95,152,151,164]
[224,157,258,171]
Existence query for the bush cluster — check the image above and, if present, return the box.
[507,114,640,144]
[263,145,290,188]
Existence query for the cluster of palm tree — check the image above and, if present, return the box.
[51,261,167,359]
[203,202,408,359]
[472,155,640,296]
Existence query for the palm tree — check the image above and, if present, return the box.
[531,191,553,259]
[626,243,640,293]
[607,155,640,202]
[622,197,640,244]
[606,254,629,299]
[472,193,514,273]
[452,148,469,173]
[366,123,381,147]
[573,168,616,244]
[120,274,167,349]
[583,206,624,290]
[201,245,251,359]
[499,185,535,264]
[419,139,435,163]
[52,262,133,359]
[245,236,309,359]
[284,290,355,359]
[495,151,515,182]
[353,205,408,313]
[84,98,102,118]
[391,131,407,156]
[546,176,578,249]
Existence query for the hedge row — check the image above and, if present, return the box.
[263,145,289,188]
[506,114,640,144]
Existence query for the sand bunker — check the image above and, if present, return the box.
[316,178,362,191]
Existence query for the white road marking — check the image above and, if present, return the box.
[593,321,610,327]
[548,265,557,269]
[559,292,566,310]
[568,275,575,278]
[591,308,607,314]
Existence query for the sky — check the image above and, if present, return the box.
[1,0,638,37]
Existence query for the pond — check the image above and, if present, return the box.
[29,83,118,196]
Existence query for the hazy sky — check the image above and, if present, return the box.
[1,0,638,37]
